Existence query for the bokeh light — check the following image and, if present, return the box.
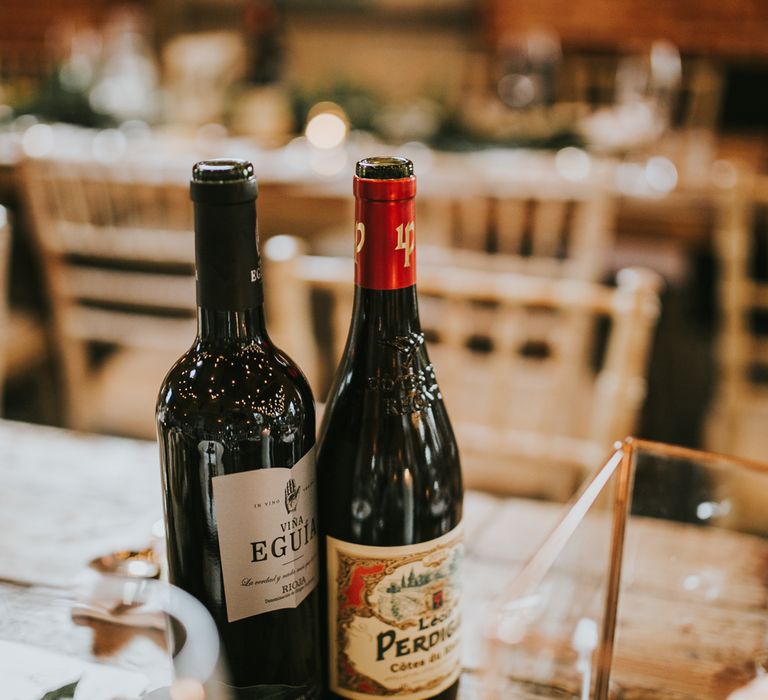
[305,103,348,150]
[645,156,678,193]
[21,123,54,158]
[555,147,591,181]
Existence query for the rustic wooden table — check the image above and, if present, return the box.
[1,419,766,699]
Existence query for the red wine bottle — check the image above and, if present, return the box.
[156,160,321,699]
[317,157,464,700]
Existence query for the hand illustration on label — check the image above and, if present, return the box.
[285,478,301,514]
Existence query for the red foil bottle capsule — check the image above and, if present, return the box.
[353,173,417,290]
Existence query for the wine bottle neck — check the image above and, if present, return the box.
[350,173,422,345]
[197,306,268,343]
[194,199,264,312]
[193,196,269,343]
[351,285,422,337]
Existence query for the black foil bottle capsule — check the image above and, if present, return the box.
[156,160,321,699]
[317,157,464,700]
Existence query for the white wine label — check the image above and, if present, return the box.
[327,525,463,700]
[212,449,318,622]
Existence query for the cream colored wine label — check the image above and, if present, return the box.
[327,525,463,700]
[211,448,318,622]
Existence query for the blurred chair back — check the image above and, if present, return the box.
[706,172,768,461]
[20,155,195,438]
[265,235,661,500]
[417,164,615,283]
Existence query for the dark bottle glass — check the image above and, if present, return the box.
[317,157,464,700]
[156,159,321,699]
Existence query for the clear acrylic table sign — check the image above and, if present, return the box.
[481,438,768,699]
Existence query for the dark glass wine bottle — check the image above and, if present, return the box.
[317,157,464,700]
[156,159,321,699]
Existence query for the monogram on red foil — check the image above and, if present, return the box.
[353,176,417,290]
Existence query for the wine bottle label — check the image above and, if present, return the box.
[211,448,318,622]
[327,525,463,700]
[354,178,416,291]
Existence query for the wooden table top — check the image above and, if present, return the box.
[1,419,767,699]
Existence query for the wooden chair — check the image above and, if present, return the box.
[264,235,662,500]
[417,174,615,283]
[19,155,196,439]
[705,172,768,462]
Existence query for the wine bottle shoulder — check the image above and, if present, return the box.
[157,340,314,440]
[318,332,459,454]
[317,381,459,468]
[316,346,462,545]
